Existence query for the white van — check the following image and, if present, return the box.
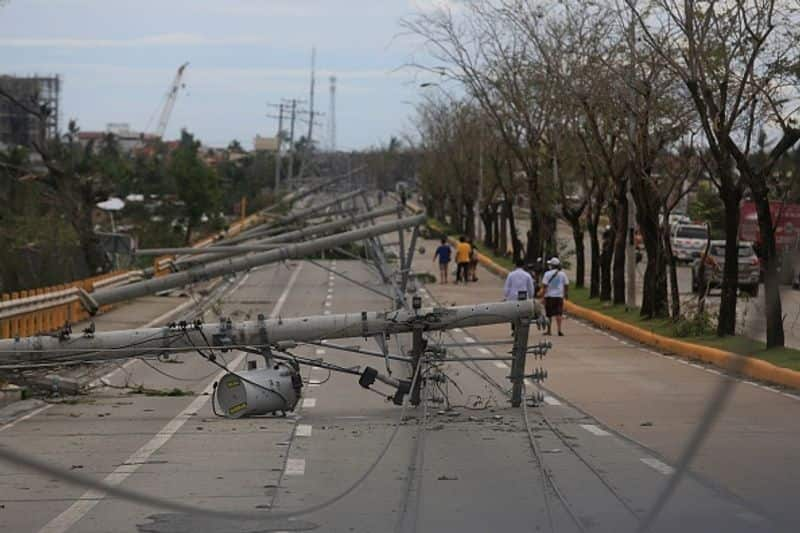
[671,224,708,262]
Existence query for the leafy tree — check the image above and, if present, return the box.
[168,130,221,244]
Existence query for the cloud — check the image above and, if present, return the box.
[0,33,271,48]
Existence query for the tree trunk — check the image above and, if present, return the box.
[612,183,628,305]
[481,204,495,249]
[588,216,601,298]
[751,189,785,348]
[526,208,542,263]
[639,218,668,318]
[633,180,668,319]
[717,186,741,337]
[600,227,614,302]
[664,226,681,320]
[499,204,508,256]
[566,214,585,288]
[507,198,523,263]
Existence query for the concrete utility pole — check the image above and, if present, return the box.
[271,103,285,190]
[287,98,298,186]
[328,75,337,151]
[307,46,316,145]
[0,300,538,364]
[139,205,402,263]
[81,215,426,313]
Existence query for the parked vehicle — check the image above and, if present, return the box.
[671,223,709,262]
[691,241,760,297]
[740,201,800,250]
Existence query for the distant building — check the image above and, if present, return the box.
[77,123,159,154]
[253,135,279,153]
[0,75,60,148]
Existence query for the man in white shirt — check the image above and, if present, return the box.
[504,259,535,302]
[541,257,569,336]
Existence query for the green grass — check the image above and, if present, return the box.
[569,286,800,371]
[426,217,800,373]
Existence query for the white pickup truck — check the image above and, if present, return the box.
[671,223,709,262]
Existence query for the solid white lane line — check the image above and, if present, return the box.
[543,396,562,406]
[284,458,306,476]
[640,457,675,475]
[271,264,304,319]
[478,347,491,355]
[295,424,312,437]
[37,264,306,533]
[315,349,326,356]
[579,424,611,437]
[0,404,52,433]
[463,336,476,343]
[39,351,248,533]
[302,398,317,408]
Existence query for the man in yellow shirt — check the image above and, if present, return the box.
[455,236,471,284]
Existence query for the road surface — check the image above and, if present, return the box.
[0,220,797,532]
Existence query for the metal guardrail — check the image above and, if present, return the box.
[0,269,132,339]
[0,215,261,339]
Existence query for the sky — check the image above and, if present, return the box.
[0,0,449,150]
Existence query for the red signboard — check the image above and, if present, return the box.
[739,201,800,249]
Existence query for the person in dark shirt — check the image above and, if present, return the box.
[433,238,452,284]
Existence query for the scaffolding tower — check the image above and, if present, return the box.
[0,74,60,147]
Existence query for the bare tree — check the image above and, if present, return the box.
[629,0,800,346]
[403,3,558,263]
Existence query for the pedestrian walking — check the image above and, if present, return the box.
[468,238,479,281]
[432,237,452,284]
[504,258,535,301]
[455,236,471,284]
[541,257,569,336]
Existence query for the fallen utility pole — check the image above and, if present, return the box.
[139,205,401,260]
[81,215,426,314]
[226,188,365,244]
[0,300,537,364]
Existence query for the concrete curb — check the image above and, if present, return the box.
[448,228,800,391]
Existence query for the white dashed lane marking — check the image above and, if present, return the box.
[478,347,491,355]
[543,396,562,406]
[315,348,326,356]
[640,457,675,475]
[295,424,312,437]
[580,424,611,437]
[323,310,331,315]
[302,398,317,408]
[493,361,506,369]
[285,458,306,476]
[463,336,476,343]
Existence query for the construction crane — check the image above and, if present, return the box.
[153,62,189,139]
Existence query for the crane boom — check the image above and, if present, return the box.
[154,62,189,139]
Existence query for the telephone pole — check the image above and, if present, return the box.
[266,102,285,190]
[328,75,337,151]
[287,98,298,186]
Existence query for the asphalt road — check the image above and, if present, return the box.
[0,221,798,532]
